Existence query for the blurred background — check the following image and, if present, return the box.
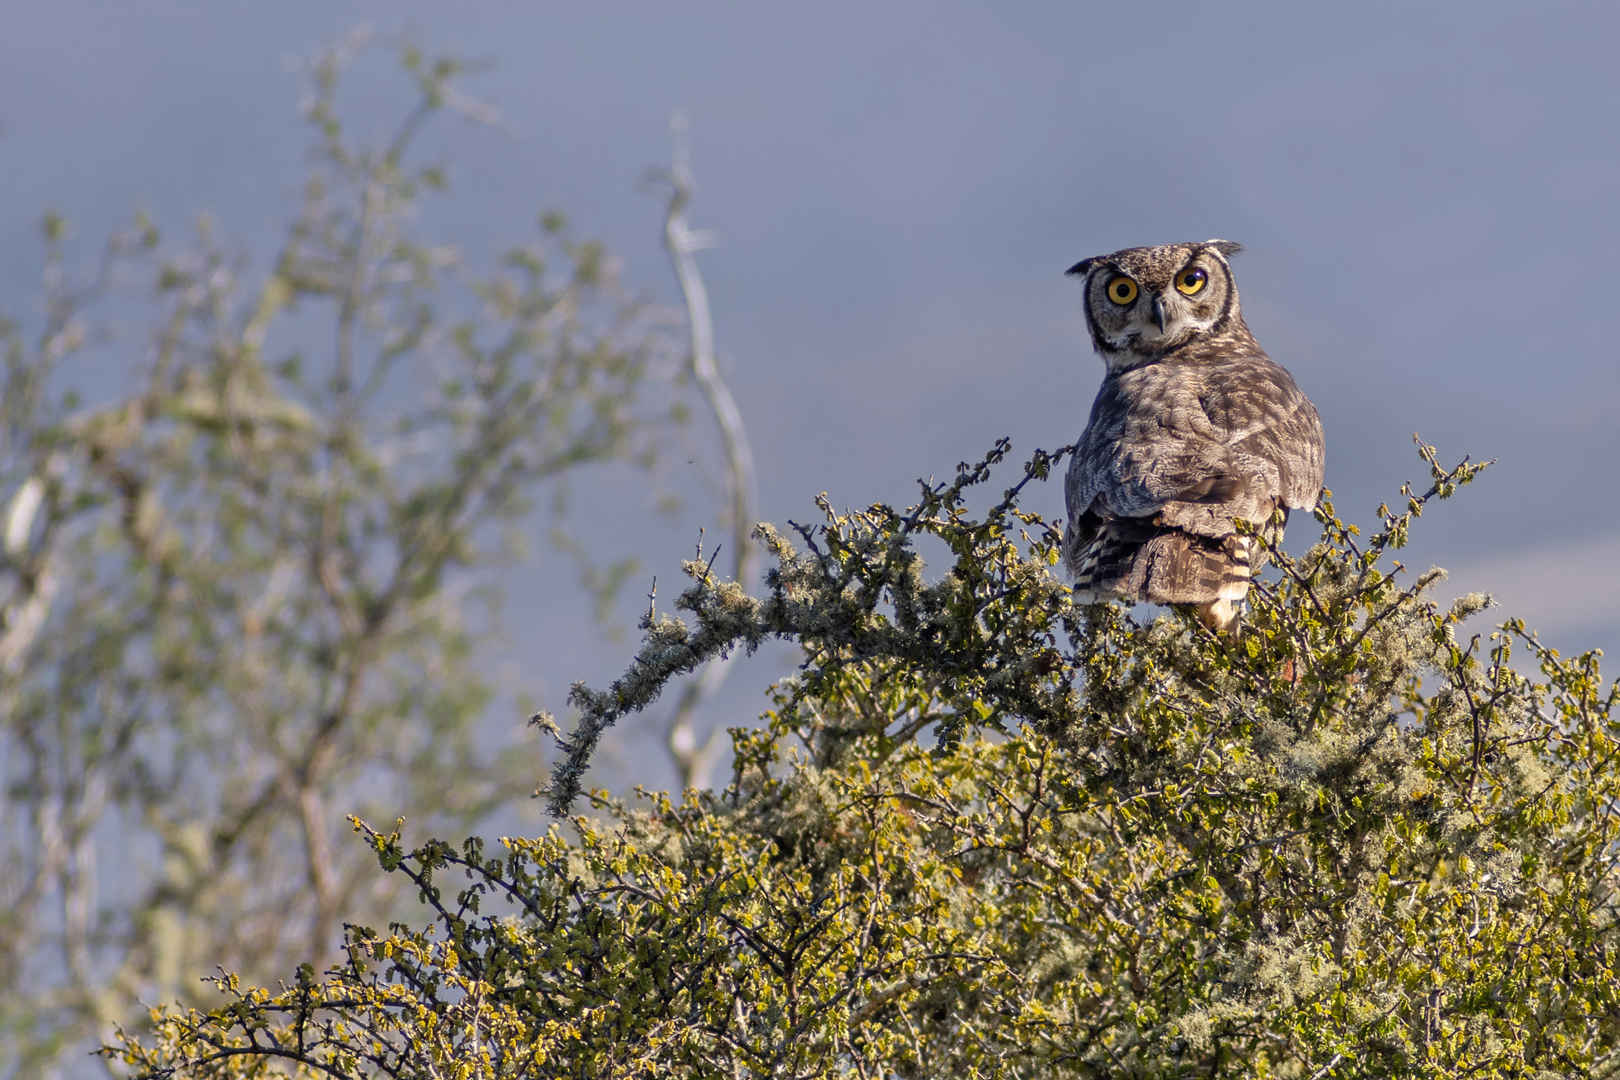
[8,0,1620,769]
[2,2,1617,1071]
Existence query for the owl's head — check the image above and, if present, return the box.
[1066,240,1249,369]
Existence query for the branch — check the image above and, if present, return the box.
[541,442,1075,816]
[654,113,760,792]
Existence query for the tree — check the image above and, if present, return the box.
[0,35,681,1075]
[109,438,1620,1078]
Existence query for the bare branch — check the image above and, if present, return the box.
[652,113,760,792]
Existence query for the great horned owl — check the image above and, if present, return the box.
[1062,241,1325,632]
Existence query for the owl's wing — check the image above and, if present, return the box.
[1207,358,1325,513]
[1236,396,1325,511]
[1067,356,1324,540]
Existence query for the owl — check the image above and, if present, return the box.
[1062,241,1324,632]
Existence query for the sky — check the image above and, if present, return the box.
[2,1,1617,796]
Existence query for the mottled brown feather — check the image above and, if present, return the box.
[1062,241,1325,630]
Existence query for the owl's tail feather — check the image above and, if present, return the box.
[1067,517,1158,602]
[1137,531,1254,608]
[1069,521,1257,633]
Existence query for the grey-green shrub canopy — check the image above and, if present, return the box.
[114,439,1620,1078]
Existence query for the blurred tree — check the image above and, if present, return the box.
[0,34,677,1076]
[111,440,1620,1078]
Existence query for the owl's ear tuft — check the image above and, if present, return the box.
[1065,258,1097,277]
[1205,240,1244,257]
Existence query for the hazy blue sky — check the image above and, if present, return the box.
[3,2,1617,792]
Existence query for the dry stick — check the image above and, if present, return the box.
[658,112,759,792]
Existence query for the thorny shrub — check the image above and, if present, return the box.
[111,438,1620,1078]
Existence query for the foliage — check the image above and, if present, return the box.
[110,438,1620,1078]
[0,37,668,1075]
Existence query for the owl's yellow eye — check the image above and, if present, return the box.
[1105,276,1138,305]
[1175,267,1208,296]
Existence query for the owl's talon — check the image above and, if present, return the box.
[1197,598,1240,635]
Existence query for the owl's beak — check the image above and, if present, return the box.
[1152,297,1168,333]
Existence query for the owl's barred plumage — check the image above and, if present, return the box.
[1062,241,1325,632]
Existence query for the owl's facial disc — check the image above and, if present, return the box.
[1073,242,1241,366]
[1104,283,1195,350]
[1099,259,1224,355]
